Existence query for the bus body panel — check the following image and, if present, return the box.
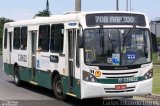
[3,11,152,100]
[81,78,152,99]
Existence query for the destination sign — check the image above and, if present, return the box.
[86,13,146,26]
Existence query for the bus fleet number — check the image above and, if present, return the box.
[18,54,27,62]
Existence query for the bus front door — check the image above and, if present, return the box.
[30,31,37,81]
[67,29,76,94]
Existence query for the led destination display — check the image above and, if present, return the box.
[86,13,146,26]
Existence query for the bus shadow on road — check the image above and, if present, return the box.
[7,80,55,98]
[8,80,158,106]
[7,80,123,106]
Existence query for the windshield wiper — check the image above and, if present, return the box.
[122,25,136,52]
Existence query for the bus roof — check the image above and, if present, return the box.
[4,11,149,28]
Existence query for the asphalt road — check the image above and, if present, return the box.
[0,56,159,106]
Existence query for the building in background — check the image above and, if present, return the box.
[150,22,160,37]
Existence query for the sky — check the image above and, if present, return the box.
[0,0,160,21]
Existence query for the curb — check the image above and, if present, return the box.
[153,65,160,66]
[152,94,160,97]
[143,94,160,100]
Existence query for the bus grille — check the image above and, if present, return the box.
[104,86,135,93]
[102,71,138,78]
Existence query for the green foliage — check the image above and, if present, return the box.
[153,66,160,95]
[152,53,160,65]
[157,37,160,46]
[35,9,51,17]
[0,17,14,26]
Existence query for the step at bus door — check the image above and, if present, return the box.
[68,29,76,93]
[30,31,37,80]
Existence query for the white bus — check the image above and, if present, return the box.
[3,11,153,100]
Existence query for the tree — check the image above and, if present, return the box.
[34,0,51,17]
[0,17,14,25]
[34,9,51,17]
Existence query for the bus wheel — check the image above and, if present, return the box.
[53,75,66,100]
[14,66,21,86]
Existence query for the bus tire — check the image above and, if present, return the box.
[53,75,66,100]
[14,65,21,86]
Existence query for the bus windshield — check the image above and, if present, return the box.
[84,28,151,66]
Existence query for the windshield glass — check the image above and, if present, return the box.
[84,28,151,66]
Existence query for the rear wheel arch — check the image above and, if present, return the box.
[51,70,66,100]
[13,63,18,75]
[51,70,60,85]
[13,63,21,86]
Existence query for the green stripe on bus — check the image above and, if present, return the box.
[35,69,52,89]
[62,76,81,99]
[19,67,32,81]
[4,63,13,75]
[98,77,144,84]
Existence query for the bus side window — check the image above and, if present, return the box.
[21,27,28,50]
[13,27,20,49]
[38,25,50,52]
[50,24,64,53]
[4,28,8,49]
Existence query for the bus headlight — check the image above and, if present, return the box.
[143,69,153,80]
[83,71,98,82]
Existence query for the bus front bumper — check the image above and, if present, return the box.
[81,78,152,99]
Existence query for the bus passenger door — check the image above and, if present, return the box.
[67,29,76,93]
[30,31,37,80]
